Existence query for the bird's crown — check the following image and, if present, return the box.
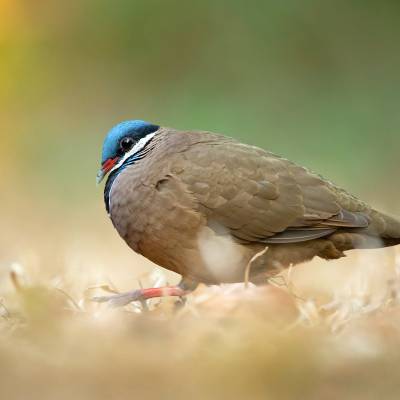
[97,120,159,183]
[101,120,159,164]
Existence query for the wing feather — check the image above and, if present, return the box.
[178,135,370,244]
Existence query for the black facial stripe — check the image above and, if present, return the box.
[104,169,119,214]
[120,133,156,167]
[103,133,157,214]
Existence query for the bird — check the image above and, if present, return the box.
[95,120,400,306]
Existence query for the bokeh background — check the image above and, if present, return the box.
[2,0,400,290]
[2,2,400,399]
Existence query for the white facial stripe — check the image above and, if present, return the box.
[109,130,159,174]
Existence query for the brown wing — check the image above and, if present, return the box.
[177,137,370,244]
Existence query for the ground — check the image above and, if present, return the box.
[1,231,400,400]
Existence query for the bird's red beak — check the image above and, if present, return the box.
[97,157,119,184]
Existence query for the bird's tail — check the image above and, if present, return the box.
[367,209,400,247]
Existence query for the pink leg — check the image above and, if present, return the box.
[92,286,188,307]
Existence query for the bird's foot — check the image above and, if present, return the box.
[91,286,188,308]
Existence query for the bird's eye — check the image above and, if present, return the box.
[119,137,135,152]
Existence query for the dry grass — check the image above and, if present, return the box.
[1,235,400,400]
[2,193,400,399]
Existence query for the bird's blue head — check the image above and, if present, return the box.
[97,120,160,183]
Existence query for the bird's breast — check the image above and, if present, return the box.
[107,163,257,283]
[107,164,202,274]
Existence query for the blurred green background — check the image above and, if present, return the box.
[2,0,400,251]
[2,6,400,398]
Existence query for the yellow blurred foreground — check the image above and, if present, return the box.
[1,236,400,400]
